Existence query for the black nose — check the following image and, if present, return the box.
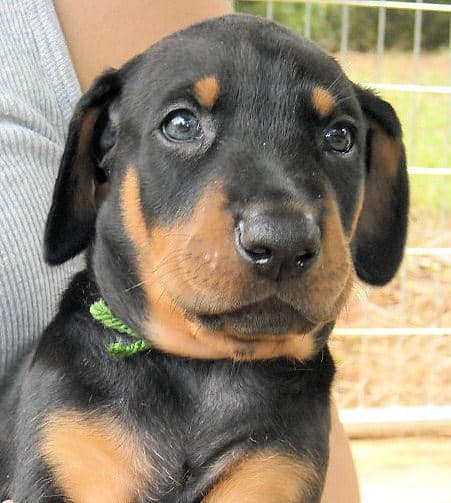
[236,211,320,280]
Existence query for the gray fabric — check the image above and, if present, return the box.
[0,0,83,382]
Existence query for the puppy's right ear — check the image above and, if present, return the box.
[44,70,121,265]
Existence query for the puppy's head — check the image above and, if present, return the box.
[45,15,408,361]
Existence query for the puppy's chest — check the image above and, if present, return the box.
[44,359,319,503]
[125,361,312,502]
[130,367,291,501]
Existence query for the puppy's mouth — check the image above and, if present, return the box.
[194,297,316,338]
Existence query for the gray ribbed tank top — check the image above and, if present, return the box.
[0,0,83,382]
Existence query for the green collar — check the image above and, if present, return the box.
[90,299,151,357]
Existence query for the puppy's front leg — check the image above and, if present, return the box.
[202,450,323,503]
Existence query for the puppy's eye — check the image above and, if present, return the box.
[324,125,354,153]
[162,110,202,142]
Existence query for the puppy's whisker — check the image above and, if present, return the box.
[326,72,345,92]
[124,280,147,292]
[151,264,190,283]
[123,252,192,292]
[151,252,192,274]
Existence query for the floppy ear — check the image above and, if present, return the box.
[44,70,122,265]
[352,86,409,286]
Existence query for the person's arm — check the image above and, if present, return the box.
[54,0,234,92]
[322,402,361,502]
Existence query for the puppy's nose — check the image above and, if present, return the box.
[236,211,320,280]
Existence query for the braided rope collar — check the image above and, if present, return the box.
[90,299,151,357]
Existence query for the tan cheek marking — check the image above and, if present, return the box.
[202,451,319,503]
[120,167,151,252]
[312,86,336,117]
[298,195,354,324]
[40,411,152,503]
[149,185,243,309]
[121,168,245,312]
[194,76,220,109]
[120,167,239,358]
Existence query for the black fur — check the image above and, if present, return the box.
[1,14,408,502]
[44,69,122,265]
[351,85,409,285]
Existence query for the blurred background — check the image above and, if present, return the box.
[233,1,451,501]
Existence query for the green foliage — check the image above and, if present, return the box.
[234,1,450,51]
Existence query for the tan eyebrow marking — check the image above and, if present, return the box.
[194,76,220,110]
[312,86,336,117]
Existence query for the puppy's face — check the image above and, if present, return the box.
[45,15,408,361]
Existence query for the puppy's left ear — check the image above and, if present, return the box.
[44,70,121,265]
[352,86,409,285]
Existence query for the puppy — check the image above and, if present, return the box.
[0,14,408,503]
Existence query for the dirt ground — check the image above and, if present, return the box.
[351,436,451,503]
[331,246,451,409]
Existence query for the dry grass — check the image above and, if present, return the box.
[332,254,451,409]
[332,333,451,408]
[336,51,450,87]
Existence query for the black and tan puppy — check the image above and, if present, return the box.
[0,14,408,502]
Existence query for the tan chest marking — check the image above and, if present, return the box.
[295,194,354,325]
[202,450,319,503]
[40,410,153,503]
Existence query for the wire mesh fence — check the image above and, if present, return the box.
[234,0,451,429]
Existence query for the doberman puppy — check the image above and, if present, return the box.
[0,14,408,503]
